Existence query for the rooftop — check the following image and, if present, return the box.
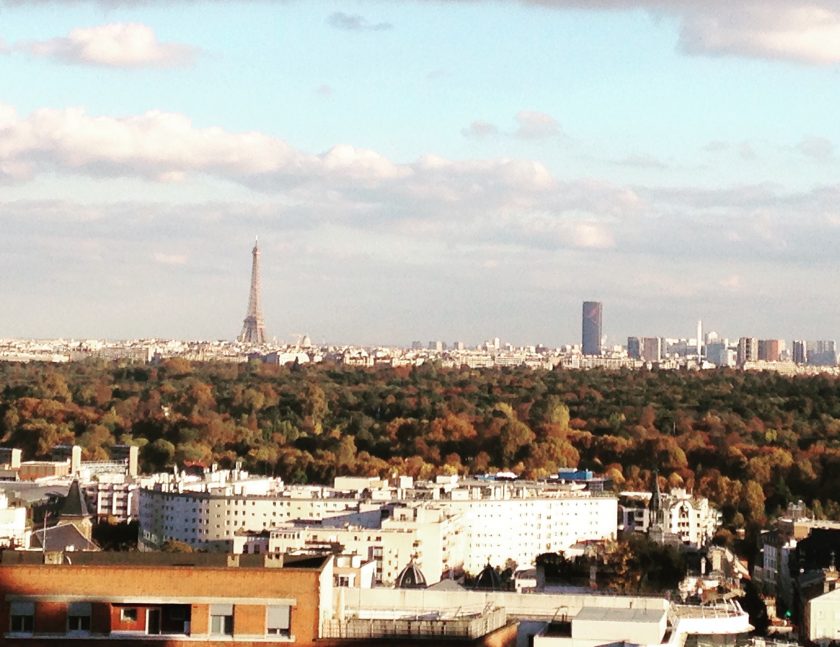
[1,550,329,570]
[575,607,666,623]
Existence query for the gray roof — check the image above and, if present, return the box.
[60,480,89,518]
[574,607,666,624]
[31,523,99,552]
[427,579,465,591]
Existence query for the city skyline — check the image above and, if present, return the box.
[2,1,840,344]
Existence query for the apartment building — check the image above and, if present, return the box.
[140,471,620,579]
[440,492,617,573]
[0,550,332,646]
[265,504,467,585]
[83,474,139,523]
[139,471,361,551]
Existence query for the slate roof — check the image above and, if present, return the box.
[31,523,99,552]
[59,480,89,518]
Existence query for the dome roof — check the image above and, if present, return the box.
[395,560,427,589]
[474,563,502,590]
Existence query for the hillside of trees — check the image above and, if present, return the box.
[3,359,840,532]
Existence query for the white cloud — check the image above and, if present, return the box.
[326,12,392,32]
[462,112,562,141]
[0,104,313,183]
[19,23,195,68]
[0,103,622,252]
[677,4,840,65]
[153,252,188,265]
[572,223,615,249]
[7,102,840,268]
[514,110,562,140]
[456,0,840,65]
[461,120,500,139]
[5,1,838,65]
[719,274,742,291]
[797,136,835,162]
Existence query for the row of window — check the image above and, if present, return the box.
[10,602,90,634]
[9,603,291,638]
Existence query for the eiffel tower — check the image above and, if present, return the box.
[239,238,266,344]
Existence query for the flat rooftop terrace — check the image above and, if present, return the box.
[0,550,327,570]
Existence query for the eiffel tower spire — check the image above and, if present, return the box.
[239,238,266,344]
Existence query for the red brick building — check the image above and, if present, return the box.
[0,551,331,646]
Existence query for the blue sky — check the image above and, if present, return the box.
[1,0,840,346]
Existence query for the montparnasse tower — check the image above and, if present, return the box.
[239,238,266,344]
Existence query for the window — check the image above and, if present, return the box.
[121,608,138,622]
[266,605,291,637]
[68,602,91,633]
[210,604,233,635]
[10,602,34,633]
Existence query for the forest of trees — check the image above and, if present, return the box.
[3,359,840,535]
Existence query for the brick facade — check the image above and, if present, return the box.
[0,552,327,646]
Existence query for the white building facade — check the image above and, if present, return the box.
[138,469,360,550]
[440,492,617,573]
[619,489,720,548]
[0,493,27,548]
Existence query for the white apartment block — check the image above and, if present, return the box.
[83,474,139,522]
[267,505,466,586]
[438,493,617,574]
[138,469,362,550]
[139,470,619,579]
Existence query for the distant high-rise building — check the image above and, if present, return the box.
[807,340,837,366]
[641,337,662,363]
[792,340,807,365]
[706,342,731,367]
[627,337,641,359]
[758,339,781,362]
[696,321,703,358]
[239,238,266,344]
[736,337,758,366]
[581,301,602,356]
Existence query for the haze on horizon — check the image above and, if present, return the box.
[1,0,839,347]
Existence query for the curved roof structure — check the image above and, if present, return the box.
[474,563,502,590]
[394,560,427,589]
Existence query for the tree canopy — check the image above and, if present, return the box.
[3,360,840,530]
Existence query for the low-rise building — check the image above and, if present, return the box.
[0,550,331,645]
[806,585,840,645]
[0,492,26,548]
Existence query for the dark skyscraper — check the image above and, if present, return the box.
[627,336,641,359]
[792,340,807,365]
[582,301,602,356]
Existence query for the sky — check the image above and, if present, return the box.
[1,0,840,347]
